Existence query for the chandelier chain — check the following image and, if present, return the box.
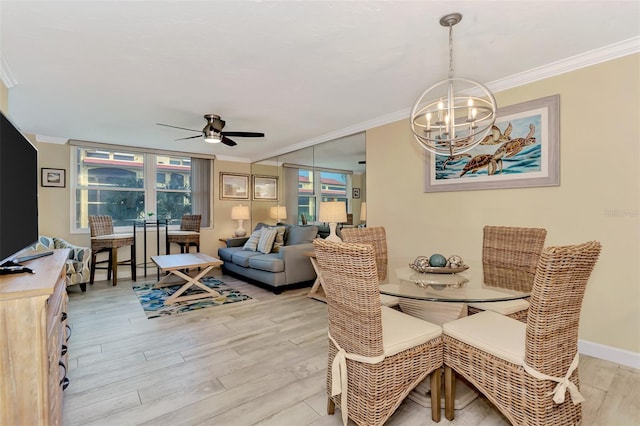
[448,22,454,79]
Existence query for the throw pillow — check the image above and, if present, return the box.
[242,229,263,251]
[257,228,278,254]
[270,226,286,253]
[285,225,318,245]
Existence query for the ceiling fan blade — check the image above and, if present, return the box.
[221,131,265,138]
[221,136,237,147]
[175,135,203,141]
[157,123,201,133]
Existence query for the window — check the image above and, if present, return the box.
[73,147,211,231]
[297,168,350,224]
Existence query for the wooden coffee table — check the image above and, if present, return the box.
[150,253,223,305]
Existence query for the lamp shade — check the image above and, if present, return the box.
[231,205,250,220]
[319,201,347,223]
[360,202,367,222]
[269,205,287,220]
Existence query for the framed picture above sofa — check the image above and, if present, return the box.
[252,175,278,200]
[220,173,249,200]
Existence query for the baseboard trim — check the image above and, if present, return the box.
[579,339,640,370]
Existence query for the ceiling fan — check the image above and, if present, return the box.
[157,114,264,147]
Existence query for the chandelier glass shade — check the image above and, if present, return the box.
[410,13,497,156]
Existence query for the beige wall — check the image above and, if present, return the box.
[366,54,640,353]
[34,141,252,279]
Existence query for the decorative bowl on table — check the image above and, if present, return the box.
[410,265,469,274]
[408,272,467,289]
[409,254,468,274]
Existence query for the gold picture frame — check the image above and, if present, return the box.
[220,173,249,200]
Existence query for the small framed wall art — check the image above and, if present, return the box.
[41,168,66,188]
[220,172,250,200]
[252,175,278,200]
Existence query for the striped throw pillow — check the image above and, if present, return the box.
[257,228,278,254]
[270,226,286,253]
[243,229,263,251]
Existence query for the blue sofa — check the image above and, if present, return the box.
[218,223,318,293]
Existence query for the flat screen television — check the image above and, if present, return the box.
[0,110,40,270]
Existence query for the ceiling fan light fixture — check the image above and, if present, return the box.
[203,126,222,143]
[203,134,221,143]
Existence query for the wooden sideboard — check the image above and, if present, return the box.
[0,249,70,426]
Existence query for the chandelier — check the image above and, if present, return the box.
[410,13,497,156]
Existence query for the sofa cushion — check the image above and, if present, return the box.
[218,246,241,263]
[270,226,287,253]
[231,250,264,267]
[248,253,285,273]
[243,228,263,251]
[285,225,318,245]
[257,228,278,254]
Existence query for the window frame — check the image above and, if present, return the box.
[70,142,214,234]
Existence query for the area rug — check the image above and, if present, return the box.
[133,277,253,319]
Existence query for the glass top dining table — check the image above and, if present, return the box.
[379,266,530,303]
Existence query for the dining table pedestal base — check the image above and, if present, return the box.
[408,369,478,409]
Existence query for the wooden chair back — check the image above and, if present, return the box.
[482,225,547,292]
[341,226,388,281]
[88,215,114,237]
[179,214,201,232]
[313,239,384,358]
[525,240,601,377]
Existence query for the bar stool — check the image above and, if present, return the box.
[166,214,201,254]
[88,215,136,286]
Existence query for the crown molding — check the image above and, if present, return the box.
[36,135,69,144]
[487,36,640,93]
[254,37,640,163]
[0,53,17,88]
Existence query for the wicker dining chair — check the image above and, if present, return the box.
[443,241,602,425]
[88,215,136,287]
[313,239,443,425]
[341,226,399,308]
[166,214,201,254]
[466,225,547,322]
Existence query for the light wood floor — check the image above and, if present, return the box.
[63,272,640,426]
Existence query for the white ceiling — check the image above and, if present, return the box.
[1,1,639,165]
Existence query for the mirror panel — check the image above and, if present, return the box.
[250,132,365,229]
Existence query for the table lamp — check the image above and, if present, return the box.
[231,204,250,237]
[319,201,347,242]
[269,205,287,223]
[360,201,367,224]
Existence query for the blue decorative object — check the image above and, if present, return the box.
[429,254,447,267]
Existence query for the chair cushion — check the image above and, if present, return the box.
[257,228,278,254]
[379,294,400,307]
[248,254,285,273]
[285,225,318,245]
[167,230,199,236]
[443,310,525,365]
[381,306,442,357]
[467,299,530,315]
[243,229,263,251]
[92,232,134,240]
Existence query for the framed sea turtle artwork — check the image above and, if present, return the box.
[424,94,560,192]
